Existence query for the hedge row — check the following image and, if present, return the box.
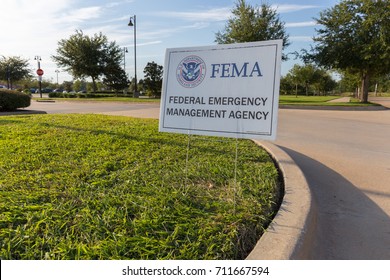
[0,89,31,111]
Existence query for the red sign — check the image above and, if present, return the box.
[36,69,44,76]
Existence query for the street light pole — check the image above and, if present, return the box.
[128,15,138,97]
[34,56,42,98]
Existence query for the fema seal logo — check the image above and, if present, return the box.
[176,55,206,88]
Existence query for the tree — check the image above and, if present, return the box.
[143,61,163,96]
[52,30,123,93]
[73,80,88,92]
[0,56,31,89]
[338,70,361,95]
[280,75,302,96]
[312,69,338,95]
[282,64,336,96]
[308,0,390,102]
[103,65,130,93]
[370,74,390,94]
[62,81,73,92]
[215,0,290,60]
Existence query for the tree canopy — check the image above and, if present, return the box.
[52,30,124,92]
[216,0,290,60]
[103,64,130,93]
[143,61,163,96]
[308,0,390,102]
[282,64,337,96]
[0,56,31,89]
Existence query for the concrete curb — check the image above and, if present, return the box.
[246,141,317,260]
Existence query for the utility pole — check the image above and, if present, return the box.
[34,56,42,98]
[128,15,138,97]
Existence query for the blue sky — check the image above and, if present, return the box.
[1,0,339,84]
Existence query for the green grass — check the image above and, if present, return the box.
[369,92,390,97]
[279,95,376,106]
[279,95,338,104]
[36,94,385,106]
[0,114,280,260]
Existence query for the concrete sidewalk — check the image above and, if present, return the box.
[327,97,351,103]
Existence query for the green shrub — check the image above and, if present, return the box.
[48,91,62,98]
[0,89,31,111]
[86,93,96,98]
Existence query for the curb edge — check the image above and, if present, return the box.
[246,141,317,260]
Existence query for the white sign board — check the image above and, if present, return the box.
[159,40,282,140]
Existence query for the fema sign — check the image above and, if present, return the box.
[159,40,282,140]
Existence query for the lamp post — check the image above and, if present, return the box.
[128,15,138,97]
[34,56,42,98]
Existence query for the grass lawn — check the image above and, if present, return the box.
[279,95,376,106]
[38,95,381,107]
[0,114,281,260]
[279,95,338,104]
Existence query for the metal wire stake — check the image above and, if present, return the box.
[233,136,239,213]
[184,130,191,194]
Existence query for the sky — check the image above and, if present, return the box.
[0,0,340,84]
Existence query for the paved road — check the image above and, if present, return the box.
[275,104,390,259]
[16,98,390,259]
[369,96,390,108]
[22,100,160,118]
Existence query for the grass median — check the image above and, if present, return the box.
[279,95,376,106]
[36,95,381,107]
[0,114,281,260]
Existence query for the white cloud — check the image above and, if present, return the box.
[105,0,135,9]
[58,7,103,23]
[136,41,163,47]
[1,0,73,16]
[286,21,317,28]
[156,4,320,22]
[0,0,73,54]
[138,22,212,41]
[0,0,113,83]
[272,4,321,13]
[154,7,231,22]
[140,8,230,42]
[0,1,328,83]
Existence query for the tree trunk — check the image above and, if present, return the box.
[91,77,97,93]
[374,83,378,97]
[360,73,369,103]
